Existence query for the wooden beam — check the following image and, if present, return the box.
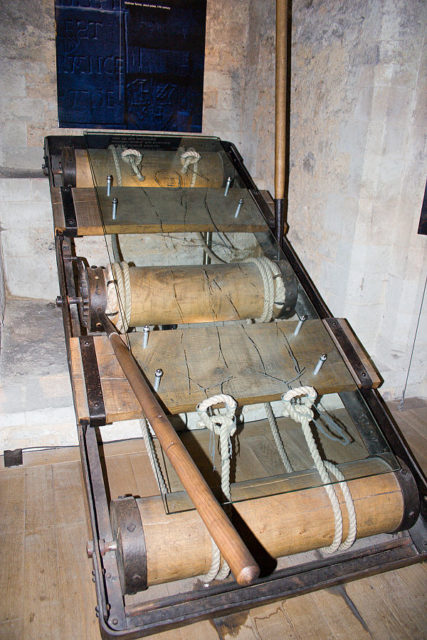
[69,320,356,423]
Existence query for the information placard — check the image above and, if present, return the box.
[55,0,206,132]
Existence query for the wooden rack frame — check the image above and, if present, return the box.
[46,133,427,640]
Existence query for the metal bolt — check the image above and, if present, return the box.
[111,618,118,626]
[86,540,94,558]
[234,198,244,218]
[112,197,118,220]
[142,325,150,349]
[313,353,327,376]
[154,368,163,391]
[106,174,113,196]
[224,176,232,197]
[294,314,308,336]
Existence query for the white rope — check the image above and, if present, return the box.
[281,386,357,553]
[245,257,286,322]
[197,394,237,583]
[180,148,201,187]
[105,261,131,333]
[264,402,293,473]
[139,418,168,495]
[108,144,122,186]
[121,149,144,181]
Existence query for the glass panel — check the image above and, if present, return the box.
[82,131,399,514]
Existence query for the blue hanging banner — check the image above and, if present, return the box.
[55,0,206,132]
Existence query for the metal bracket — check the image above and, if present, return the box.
[4,449,23,467]
[79,336,106,427]
[60,186,77,237]
[110,497,148,594]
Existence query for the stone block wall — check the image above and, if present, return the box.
[237,0,427,400]
[286,0,427,400]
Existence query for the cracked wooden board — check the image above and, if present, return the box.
[69,320,356,423]
[54,186,269,235]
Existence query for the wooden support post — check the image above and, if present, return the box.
[275,0,288,248]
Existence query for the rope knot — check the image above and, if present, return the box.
[197,394,237,438]
[281,386,317,421]
[180,148,201,174]
[282,400,314,422]
[121,148,144,181]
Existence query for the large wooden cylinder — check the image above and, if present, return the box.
[128,262,265,326]
[75,148,225,189]
[135,467,405,585]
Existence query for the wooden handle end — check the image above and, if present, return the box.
[236,563,260,586]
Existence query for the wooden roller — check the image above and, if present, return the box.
[127,262,265,326]
[116,460,409,586]
[75,148,225,189]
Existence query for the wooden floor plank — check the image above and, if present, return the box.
[55,522,99,640]
[212,612,259,639]
[364,570,427,638]
[102,453,139,500]
[24,465,56,533]
[52,460,87,528]
[129,451,161,498]
[311,587,372,639]
[0,532,25,624]
[0,619,24,640]
[281,593,335,640]
[0,472,25,534]
[344,577,416,640]
[251,603,300,640]
[23,527,61,640]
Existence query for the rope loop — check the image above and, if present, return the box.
[121,148,144,181]
[121,148,142,164]
[197,394,237,438]
[282,386,317,422]
[180,148,201,187]
[280,385,357,554]
[180,148,201,174]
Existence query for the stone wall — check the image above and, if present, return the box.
[0,0,426,402]
[237,0,427,400]
[287,0,427,400]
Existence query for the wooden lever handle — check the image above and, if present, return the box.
[103,320,260,586]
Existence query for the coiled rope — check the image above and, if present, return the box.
[197,394,237,583]
[281,386,357,553]
[245,257,286,322]
[180,148,201,187]
[105,261,131,333]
